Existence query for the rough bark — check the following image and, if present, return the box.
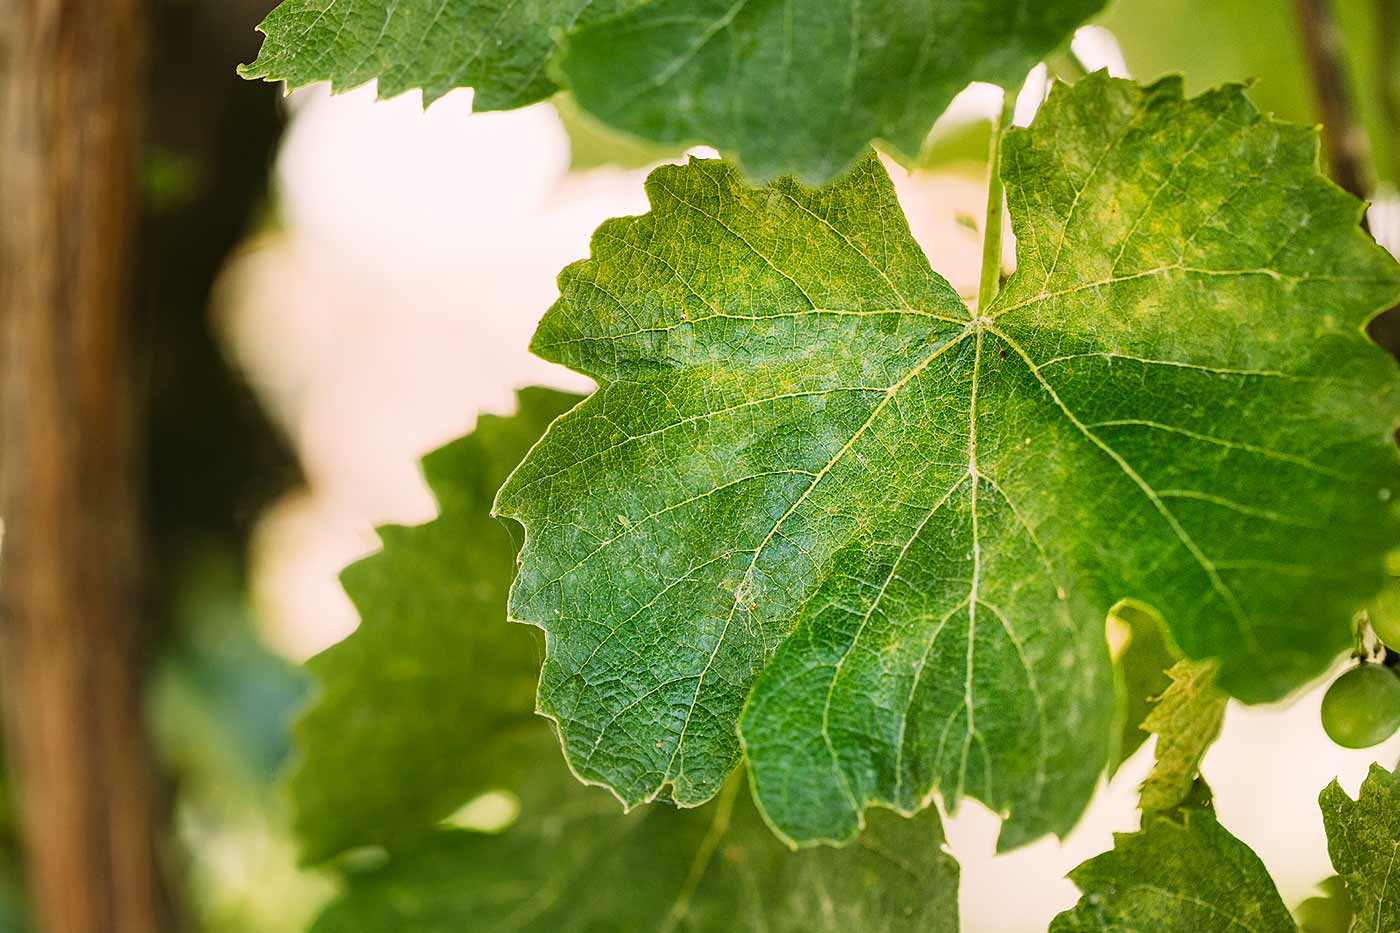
[0,1,175,931]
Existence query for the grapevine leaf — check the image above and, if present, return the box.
[237,0,634,110]
[496,73,1400,847]
[1109,601,1178,772]
[309,768,959,933]
[1320,763,1400,932]
[296,385,960,925]
[289,387,581,863]
[1139,659,1227,811]
[238,0,1102,182]
[557,0,1105,182]
[1051,807,1295,932]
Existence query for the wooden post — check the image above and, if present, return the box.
[0,1,175,931]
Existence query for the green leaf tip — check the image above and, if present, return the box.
[1320,762,1400,932]
[1052,807,1295,932]
[237,0,629,110]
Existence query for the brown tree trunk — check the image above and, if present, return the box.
[0,1,175,932]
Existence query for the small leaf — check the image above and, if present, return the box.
[290,387,581,863]
[1139,658,1227,811]
[1108,601,1178,771]
[1051,808,1295,932]
[1320,763,1400,932]
[498,73,1400,847]
[309,769,960,933]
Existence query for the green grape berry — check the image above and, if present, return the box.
[1368,578,1400,650]
[1320,664,1400,748]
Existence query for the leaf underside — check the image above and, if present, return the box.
[557,0,1106,182]
[496,72,1400,848]
[1320,763,1400,933]
[1051,807,1296,932]
[238,0,1103,182]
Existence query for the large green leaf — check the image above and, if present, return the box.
[1320,763,1400,932]
[310,767,959,933]
[1051,807,1295,932]
[239,0,1102,182]
[295,386,961,927]
[289,387,581,863]
[557,0,1104,182]
[238,0,635,110]
[495,73,1400,847]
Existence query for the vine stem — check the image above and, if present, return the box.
[1379,0,1400,185]
[977,88,1017,314]
[1292,0,1400,359]
[1294,0,1373,200]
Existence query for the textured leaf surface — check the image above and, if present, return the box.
[238,0,634,109]
[240,0,1101,182]
[1139,659,1227,811]
[558,0,1104,182]
[995,75,1399,706]
[311,769,959,933]
[497,72,1400,848]
[295,386,959,929]
[1051,807,1295,932]
[290,387,580,862]
[1320,763,1400,933]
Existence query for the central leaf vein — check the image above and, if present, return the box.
[988,324,1261,652]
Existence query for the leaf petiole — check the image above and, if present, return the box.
[977,88,1017,314]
